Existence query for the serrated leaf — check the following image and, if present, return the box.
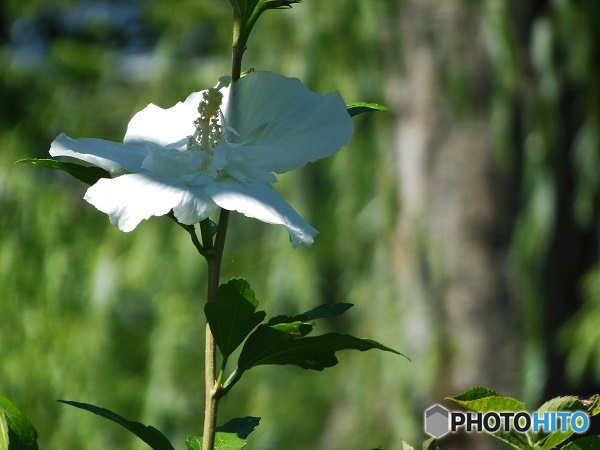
[16,158,110,185]
[58,400,174,450]
[448,387,529,450]
[581,395,600,416]
[205,278,266,359]
[536,395,598,450]
[448,386,526,412]
[0,394,38,450]
[347,102,392,117]
[186,417,260,450]
[238,326,405,372]
[267,303,353,325]
[561,436,600,450]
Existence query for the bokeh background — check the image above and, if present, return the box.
[1,0,599,449]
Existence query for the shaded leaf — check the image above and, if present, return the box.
[422,437,440,450]
[0,394,38,450]
[16,158,110,185]
[215,417,260,438]
[238,325,405,372]
[347,102,392,117]
[205,278,266,359]
[267,303,353,325]
[58,400,174,450]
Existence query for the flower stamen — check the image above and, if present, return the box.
[187,76,232,152]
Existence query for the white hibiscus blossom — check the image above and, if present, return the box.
[49,71,354,247]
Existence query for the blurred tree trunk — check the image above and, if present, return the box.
[392,1,519,447]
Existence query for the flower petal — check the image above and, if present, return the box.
[84,173,217,232]
[50,133,146,175]
[222,71,354,174]
[124,92,204,148]
[205,178,317,247]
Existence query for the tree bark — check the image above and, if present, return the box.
[392,1,519,447]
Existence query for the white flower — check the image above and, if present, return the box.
[49,71,354,247]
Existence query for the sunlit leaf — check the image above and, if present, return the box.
[16,158,110,185]
[447,387,529,449]
[58,400,174,450]
[186,417,260,450]
[0,411,9,450]
[536,395,600,450]
[561,436,600,450]
[0,394,38,450]
[347,102,392,117]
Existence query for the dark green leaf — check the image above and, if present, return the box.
[347,102,392,117]
[58,400,174,450]
[186,417,260,450]
[16,158,110,185]
[216,417,260,438]
[300,303,353,320]
[262,0,301,9]
[0,394,38,450]
[267,303,353,325]
[422,437,440,450]
[561,436,600,450]
[238,326,405,372]
[205,278,266,359]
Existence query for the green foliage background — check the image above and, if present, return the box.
[0,0,598,449]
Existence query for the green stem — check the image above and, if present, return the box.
[201,12,244,441]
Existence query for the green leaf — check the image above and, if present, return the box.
[261,0,301,9]
[186,417,260,450]
[0,394,38,450]
[205,278,267,359]
[215,417,260,438]
[267,303,353,325]
[238,325,406,372]
[448,386,526,412]
[0,411,10,450]
[347,102,392,117]
[561,436,600,450]
[422,437,440,450]
[16,158,110,185]
[58,400,174,450]
[536,395,600,450]
[447,387,529,450]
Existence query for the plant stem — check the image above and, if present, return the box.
[201,211,229,450]
[201,12,246,449]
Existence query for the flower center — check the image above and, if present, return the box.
[187,76,231,153]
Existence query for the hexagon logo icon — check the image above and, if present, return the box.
[424,404,450,438]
